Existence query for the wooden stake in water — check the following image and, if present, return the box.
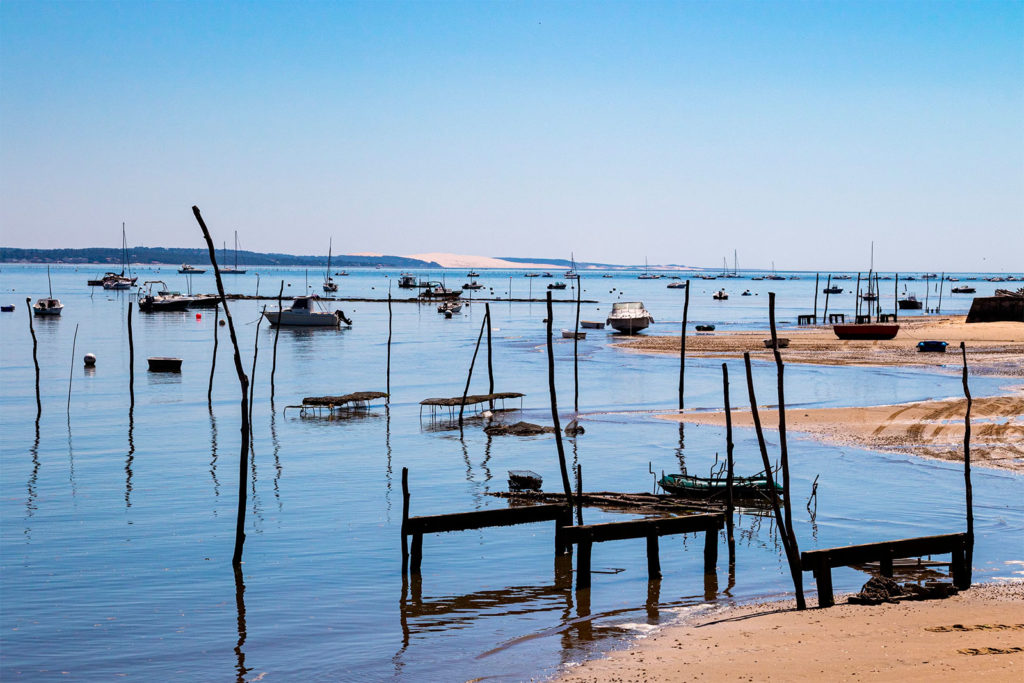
[458,312,488,428]
[823,274,832,322]
[67,323,79,414]
[270,282,283,404]
[208,305,219,407]
[768,293,805,610]
[128,301,135,411]
[722,362,735,568]
[248,306,265,428]
[893,273,899,321]
[960,342,974,580]
[813,273,819,323]
[386,290,393,402]
[192,205,250,568]
[485,303,494,410]
[26,298,41,418]
[678,280,690,410]
[573,281,581,412]
[546,291,574,516]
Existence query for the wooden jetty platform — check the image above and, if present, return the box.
[419,392,524,418]
[285,391,389,415]
[562,513,725,589]
[801,532,971,607]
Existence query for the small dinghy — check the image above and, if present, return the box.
[659,473,782,500]
[147,357,183,372]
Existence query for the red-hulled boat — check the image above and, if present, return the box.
[833,323,899,340]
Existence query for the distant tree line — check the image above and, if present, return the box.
[0,246,440,268]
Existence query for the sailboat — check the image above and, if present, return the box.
[221,231,247,274]
[34,266,63,316]
[564,252,580,279]
[323,238,338,293]
[723,250,741,278]
[100,223,137,289]
[765,261,785,280]
[637,257,659,279]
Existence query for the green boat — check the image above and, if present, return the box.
[659,473,782,499]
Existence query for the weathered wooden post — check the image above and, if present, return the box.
[679,280,690,410]
[546,291,575,517]
[248,306,265,428]
[401,466,410,573]
[647,533,661,579]
[485,303,494,410]
[722,362,735,568]
[937,272,945,314]
[458,313,488,428]
[823,275,832,322]
[127,301,135,411]
[960,342,973,585]
[812,273,819,323]
[270,282,283,404]
[26,298,41,419]
[768,293,804,608]
[894,273,899,321]
[573,281,581,412]
[192,205,250,567]
[743,350,804,609]
[386,290,394,402]
[208,305,219,407]
[854,272,862,318]
[67,323,79,414]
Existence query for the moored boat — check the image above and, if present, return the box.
[418,282,461,300]
[898,294,923,310]
[951,285,976,294]
[263,296,350,327]
[833,323,899,340]
[547,282,567,290]
[137,281,191,312]
[606,301,653,334]
[178,264,206,274]
[659,473,782,499]
[147,357,183,372]
[561,329,586,339]
[712,289,728,300]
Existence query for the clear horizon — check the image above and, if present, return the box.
[2,1,1021,271]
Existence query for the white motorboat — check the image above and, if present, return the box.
[437,301,463,314]
[33,297,63,316]
[34,266,63,316]
[263,296,350,327]
[713,289,729,300]
[606,301,653,334]
[137,281,191,312]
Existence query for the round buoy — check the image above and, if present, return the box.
[196,313,201,320]
[219,319,226,326]
[84,353,97,367]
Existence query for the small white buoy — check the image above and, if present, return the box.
[84,353,97,367]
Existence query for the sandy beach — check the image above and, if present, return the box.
[616,316,1024,376]
[659,394,1024,473]
[558,581,1024,682]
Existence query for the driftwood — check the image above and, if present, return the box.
[483,421,555,436]
[848,576,959,605]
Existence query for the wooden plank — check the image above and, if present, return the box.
[800,533,967,570]
[406,504,567,535]
[560,513,724,545]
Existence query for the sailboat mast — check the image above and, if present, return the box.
[234,231,239,269]
[47,265,53,299]
[734,249,738,275]
[326,238,332,280]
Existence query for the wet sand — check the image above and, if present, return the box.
[558,581,1024,682]
[660,394,1024,473]
[616,316,1024,376]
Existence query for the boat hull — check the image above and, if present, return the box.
[606,317,651,334]
[833,323,899,340]
[263,311,340,327]
[147,357,183,372]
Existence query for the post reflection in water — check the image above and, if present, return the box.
[480,434,493,490]
[209,409,220,506]
[25,418,41,539]
[384,405,392,516]
[125,409,135,509]
[66,415,77,499]
[675,422,686,472]
[249,438,264,532]
[233,565,250,683]
[270,409,282,512]
[645,579,661,622]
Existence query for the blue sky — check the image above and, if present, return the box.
[1,1,1021,270]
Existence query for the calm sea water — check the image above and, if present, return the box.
[1,265,1021,681]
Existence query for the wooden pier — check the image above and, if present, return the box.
[560,513,724,589]
[801,532,970,608]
